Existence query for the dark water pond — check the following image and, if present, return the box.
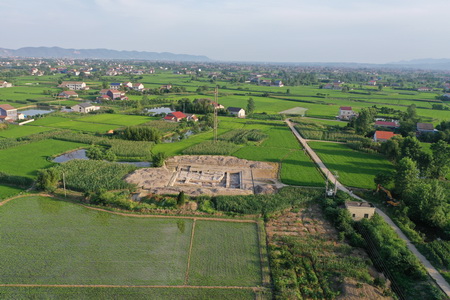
[146,107,173,114]
[53,149,151,167]
[19,109,54,117]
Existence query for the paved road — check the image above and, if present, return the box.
[286,119,450,297]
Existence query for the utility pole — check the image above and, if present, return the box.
[213,86,218,143]
[62,171,67,198]
[325,170,329,197]
[333,171,339,197]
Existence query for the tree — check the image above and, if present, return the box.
[377,84,383,91]
[86,145,104,160]
[152,152,167,167]
[354,107,376,135]
[36,168,60,192]
[177,191,186,207]
[374,172,393,188]
[400,136,421,161]
[103,149,116,162]
[394,157,419,197]
[404,180,449,228]
[247,97,255,116]
[430,140,450,179]
[381,136,402,161]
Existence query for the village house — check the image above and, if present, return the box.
[0,104,18,121]
[338,106,357,120]
[107,89,127,100]
[186,114,199,122]
[374,120,399,130]
[0,81,13,88]
[373,131,398,142]
[228,107,246,118]
[345,201,375,221]
[132,83,144,91]
[58,91,78,98]
[416,122,436,133]
[211,101,225,109]
[109,83,122,90]
[417,87,432,92]
[163,111,187,122]
[272,80,284,87]
[59,81,88,90]
[160,85,172,91]
[367,80,377,86]
[71,102,100,114]
[123,82,133,88]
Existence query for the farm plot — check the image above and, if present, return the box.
[0,185,23,200]
[188,220,262,286]
[0,139,86,178]
[0,125,55,139]
[0,287,256,300]
[308,142,394,189]
[75,114,155,126]
[0,196,264,298]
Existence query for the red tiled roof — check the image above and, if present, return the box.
[0,104,15,110]
[170,111,187,119]
[163,115,174,120]
[375,131,397,140]
[340,106,352,110]
[375,121,398,127]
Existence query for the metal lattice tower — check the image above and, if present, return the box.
[214,86,218,143]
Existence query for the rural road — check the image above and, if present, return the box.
[286,119,450,297]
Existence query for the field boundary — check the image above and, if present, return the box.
[184,219,196,285]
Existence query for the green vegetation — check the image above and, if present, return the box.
[40,160,136,192]
[182,140,240,155]
[293,118,362,142]
[0,196,192,285]
[218,129,267,144]
[0,185,24,200]
[189,221,261,286]
[0,125,55,138]
[0,287,256,300]
[309,142,394,189]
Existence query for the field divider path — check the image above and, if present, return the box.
[0,284,269,292]
[286,118,450,297]
[184,219,196,285]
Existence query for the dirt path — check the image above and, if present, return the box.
[286,119,450,297]
[0,284,267,292]
[184,219,196,285]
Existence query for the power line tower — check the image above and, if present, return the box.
[213,86,219,143]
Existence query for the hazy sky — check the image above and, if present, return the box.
[2,0,449,63]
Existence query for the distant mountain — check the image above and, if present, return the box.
[0,46,211,62]
[389,58,450,70]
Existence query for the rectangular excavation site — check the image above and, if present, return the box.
[125,155,282,196]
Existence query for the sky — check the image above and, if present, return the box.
[1,0,450,63]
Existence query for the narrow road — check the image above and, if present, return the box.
[286,119,450,297]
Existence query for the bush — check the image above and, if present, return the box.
[152,152,167,167]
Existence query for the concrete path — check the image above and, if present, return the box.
[286,119,450,297]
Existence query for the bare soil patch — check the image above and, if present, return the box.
[125,155,282,197]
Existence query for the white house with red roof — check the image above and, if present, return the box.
[0,81,12,88]
[163,111,188,122]
[373,131,398,142]
[132,83,144,91]
[0,104,18,121]
[338,106,357,120]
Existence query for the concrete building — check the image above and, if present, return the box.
[71,102,100,114]
[228,107,246,118]
[345,201,375,221]
[0,104,18,121]
[59,81,87,90]
[338,106,357,120]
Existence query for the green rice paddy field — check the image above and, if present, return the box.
[0,196,262,299]
[308,142,395,189]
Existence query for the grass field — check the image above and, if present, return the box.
[308,142,394,189]
[0,139,86,177]
[188,221,261,286]
[0,287,256,300]
[0,185,24,200]
[75,114,155,126]
[0,125,55,138]
[0,196,263,295]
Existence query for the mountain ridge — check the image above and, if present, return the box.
[0,46,211,62]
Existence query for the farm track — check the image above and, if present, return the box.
[286,119,450,297]
[0,284,268,292]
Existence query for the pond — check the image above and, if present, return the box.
[146,107,174,114]
[19,109,54,117]
[162,130,194,143]
[53,149,151,167]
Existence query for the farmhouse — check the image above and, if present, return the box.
[367,80,377,86]
[345,201,375,221]
[228,107,246,118]
[107,89,127,100]
[164,111,187,122]
[338,106,357,120]
[132,83,144,91]
[373,131,398,142]
[110,83,122,90]
[123,81,133,88]
[0,104,18,121]
[71,102,100,114]
[0,81,12,88]
[417,87,432,92]
[374,120,399,129]
[186,114,199,122]
[211,101,225,109]
[417,122,436,133]
[58,91,78,98]
[273,80,284,87]
[59,81,88,90]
